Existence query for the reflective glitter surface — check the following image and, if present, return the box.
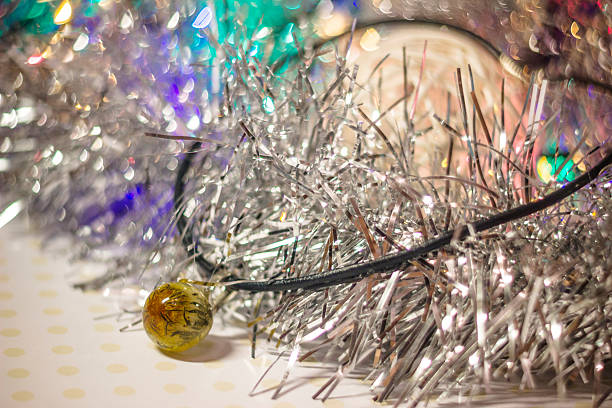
[0,0,611,406]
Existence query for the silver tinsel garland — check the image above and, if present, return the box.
[1,1,612,406]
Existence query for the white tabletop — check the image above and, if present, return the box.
[0,220,606,408]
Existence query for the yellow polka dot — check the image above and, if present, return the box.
[309,377,328,386]
[47,326,68,334]
[250,357,271,367]
[0,291,13,300]
[28,239,41,249]
[163,384,186,394]
[88,305,109,313]
[213,381,235,392]
[4,347,24,357]
[237,338,250,346]
[11,390,34,402]
[323,400,344,408]
[1,328,21,337]
[0,274,8,282]
[43,307,63,316]
[272,403,296,408]
[94,323,114,332]
[8,368,30,378]
[154,361,176,371]
[62,388,85,399]
[0,309,16,317]
[106,364,128,373]
[38,290,57,298]
[114,386,135,396]
[34,273,53,281]
[261,378,280,388]
[32,256,47,265]
[100,343,120,352]
[52,345,74,355]
[203,361,224,369]
[57,366,79,376]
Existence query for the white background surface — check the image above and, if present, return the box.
[0,220,609,408]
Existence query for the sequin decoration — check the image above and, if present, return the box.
[142,281,213,352]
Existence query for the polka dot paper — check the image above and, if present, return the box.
[0,221,607,408]
[0,221,364,408]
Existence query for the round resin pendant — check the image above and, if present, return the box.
[142,281,213,352]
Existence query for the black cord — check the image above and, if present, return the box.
[175,139,611,292]
[171,19,501,284]
[172,18,612,291]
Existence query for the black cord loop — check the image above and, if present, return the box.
[174,139,611,292]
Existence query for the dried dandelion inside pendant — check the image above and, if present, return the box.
[142,281,213,352]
